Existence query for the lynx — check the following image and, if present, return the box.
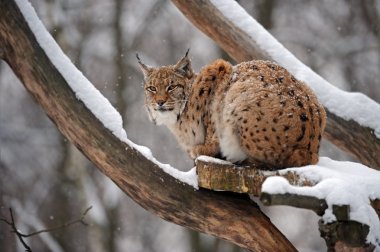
[137,50,326,169]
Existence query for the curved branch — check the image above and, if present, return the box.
[0,1,295,251]
[171,0,380,170]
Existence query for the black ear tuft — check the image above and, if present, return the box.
[174,49,193,78]
[136,53,142,63]
[136,53,152,78]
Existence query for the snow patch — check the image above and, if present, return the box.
[15,0,198,188]
[262,157,380,248]
[211,0,380,138]
[196,155,233,165]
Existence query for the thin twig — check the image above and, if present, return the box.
[0,206,92,251]
[20,206,92,238]
[0,208,32,251]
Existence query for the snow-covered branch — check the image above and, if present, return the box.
[172,0,380,170]
[197,156,380,250]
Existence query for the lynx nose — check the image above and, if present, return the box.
[157,100,166,106]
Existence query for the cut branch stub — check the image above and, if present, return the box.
[260,192,328,216]
[196,158,315,196]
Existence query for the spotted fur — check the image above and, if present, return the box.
[137,52,326,169]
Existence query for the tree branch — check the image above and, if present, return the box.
[0,209,32,252]
[19,206,92,238]
[319,220,374,251]
[171,0,380,170]
[197,157,379,250]
[0,1,295,251]
[196,157,380,220]
[260,193,328,216]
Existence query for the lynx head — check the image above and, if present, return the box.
[137,50,194,125]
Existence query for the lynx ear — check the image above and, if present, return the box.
[136,53,152,78]
[174,49,193,78]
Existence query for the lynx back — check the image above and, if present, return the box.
[137,51,326,169]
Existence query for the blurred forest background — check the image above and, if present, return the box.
[1,0,379,251]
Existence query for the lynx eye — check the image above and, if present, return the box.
[167,85,178,92]
[146,86,157,93]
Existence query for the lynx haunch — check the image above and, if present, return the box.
[137,51,326,169]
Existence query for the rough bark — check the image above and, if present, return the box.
[196,159,314,196]
[319,220,374,252]
[0,0,296,251]
[171,0,380,170]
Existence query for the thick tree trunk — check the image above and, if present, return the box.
[0,0,296,251]
[171,0,380,170]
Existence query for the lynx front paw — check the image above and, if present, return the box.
[190,144,218,160]
[190,145,203,159]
